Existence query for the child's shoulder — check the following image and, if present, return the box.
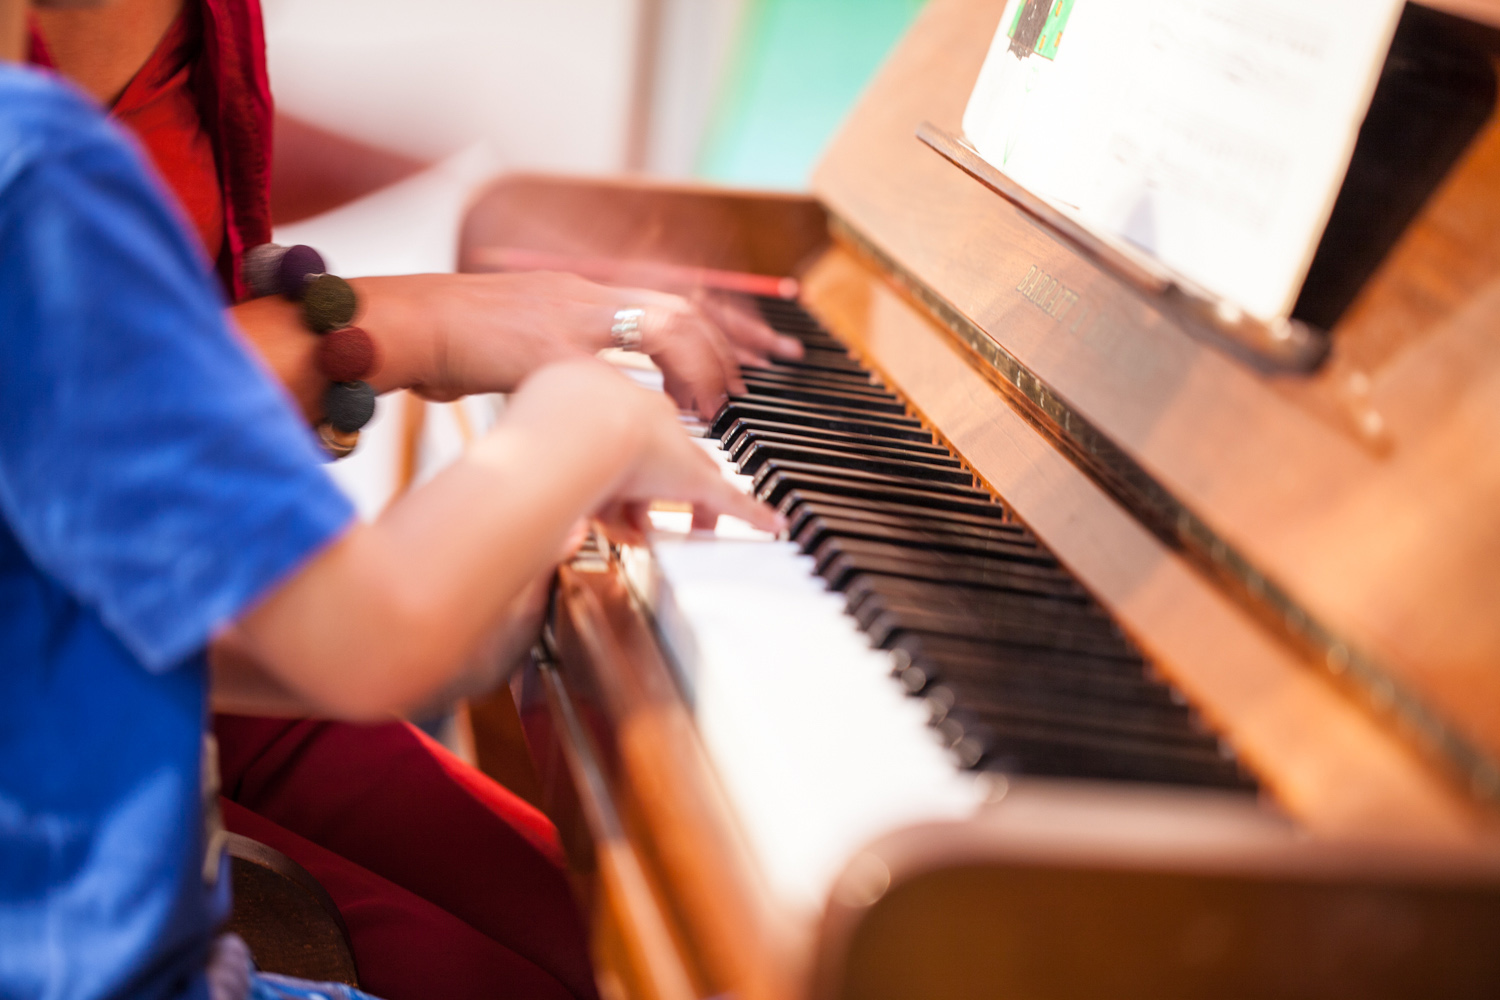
[0,65,133,189]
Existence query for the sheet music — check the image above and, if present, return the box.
[963,0,1404,321]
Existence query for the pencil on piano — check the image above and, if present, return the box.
[470,245,800,300]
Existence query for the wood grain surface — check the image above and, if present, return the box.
[802,245,1500,844]
[813,0,1500,801]
[552,568,813,1000]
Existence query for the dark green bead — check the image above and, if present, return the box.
[303,274,358,333]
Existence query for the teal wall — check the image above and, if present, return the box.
[697,0,929,189]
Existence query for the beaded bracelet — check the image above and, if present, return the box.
[244,243,379,459]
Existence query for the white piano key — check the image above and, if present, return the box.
[606,351,983,911]
[638,444,984,916]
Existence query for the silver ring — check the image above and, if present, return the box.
[610,307,645,351]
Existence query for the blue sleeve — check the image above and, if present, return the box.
[0,87,355,672]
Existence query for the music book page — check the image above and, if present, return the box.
[962,0,1404,322]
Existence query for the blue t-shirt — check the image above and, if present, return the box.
[0,68,354,999]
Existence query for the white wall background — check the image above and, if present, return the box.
[644,0,746,176]
[263,0,746,177]
[263,0,643,171]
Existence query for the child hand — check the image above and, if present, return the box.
[505,358,782,534]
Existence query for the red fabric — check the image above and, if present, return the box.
[221,799,577,1000]
[194,0,274,301]
[216,716,598,1000]
[27,0,272,302]
[108,4,225,265]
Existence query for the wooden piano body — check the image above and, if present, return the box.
[457,1,1500,996]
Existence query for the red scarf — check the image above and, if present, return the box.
[30,0,273,303]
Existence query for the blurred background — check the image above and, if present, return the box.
[263,0,927,191]
[266,0,929,516]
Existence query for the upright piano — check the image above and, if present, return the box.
[458,1,1500,996]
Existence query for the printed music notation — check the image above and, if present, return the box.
[962,0,1404,322]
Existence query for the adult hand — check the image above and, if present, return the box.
[692,291,805,368]
[349,271,804,418]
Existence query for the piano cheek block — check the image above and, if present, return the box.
[818,848,1500,1000]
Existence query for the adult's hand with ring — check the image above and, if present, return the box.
[229,269,805,420]
[354,271,802,418]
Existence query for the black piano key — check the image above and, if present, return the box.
[740,368,894,396]
[750,458,986,494]
[731,434,964,472]
[737,365,903,395]
[730,388,914,422]
[862,608,1135,660]
[892,646,1177,708]
[738,441,974,484]
[710,402,932,443]
[937,713,1250,788]
[737,442,975,485]
[755,311,840,338]
[764,355,871,377]
[847,584,1123,646]
[722,420,953,460]
[791,343,864,364]
[783,496,1020,539]
[756,467,1002,514]
[829,560,1077,605]
[752,369,883,392]
[741,374,888,401]
[799,519,1058,568]
[755,300,831,327]
[921,681,1208,748]
[741,375,897,400]
[778,491,1014,538]
[826,548,1072,600]
[732,383,910,415]
[854,589,1127,646]
[843,576,1083,623]
[890,632,1148,673]
[755,301,822,321]
[728,428,963,471]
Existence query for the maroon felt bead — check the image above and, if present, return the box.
[277,244,326,298]
[316,326,380,382]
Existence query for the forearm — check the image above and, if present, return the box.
[209,631,322,717]
[350,273,597,396]
[234,383,640,719]
[227,273,591,411]
[211,571,549,718]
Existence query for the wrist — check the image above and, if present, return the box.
[484,358,648,481]
[346,275,428,393]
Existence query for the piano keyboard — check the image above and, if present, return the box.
[623,297,1256,910]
